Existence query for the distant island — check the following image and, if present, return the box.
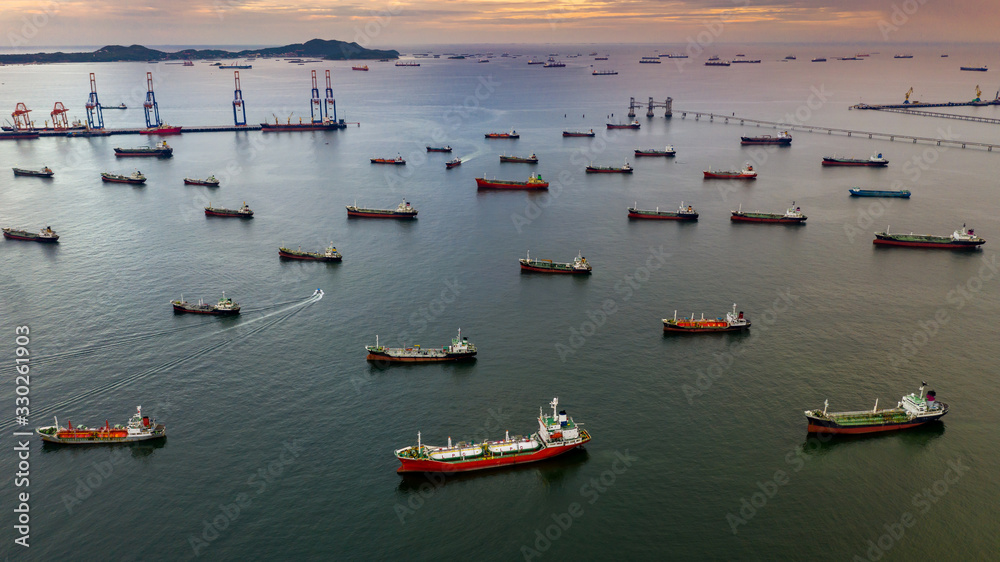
[0,39,398,64]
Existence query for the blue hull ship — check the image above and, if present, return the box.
[849,188,911,198]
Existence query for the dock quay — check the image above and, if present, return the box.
[850,104,1000,124]
[675,109,1000,152]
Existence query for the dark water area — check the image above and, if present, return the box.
[1,43,998,560]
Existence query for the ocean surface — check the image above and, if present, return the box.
[1,43,999,561]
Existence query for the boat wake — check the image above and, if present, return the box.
[0,291,323,431]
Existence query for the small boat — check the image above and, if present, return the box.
[704,60,731,66]
[849,188,910,198]
[607,120,640,130]
[370,155,406,164]
[394,397,590,473]
[519,250,591,274]
[279,244,342,262]
[139,124,182,135]
[960,65,987,72]
[628,202,698,221]
[586,162,632,174]
[594,56,609,61]
[366,329,476,363]
[500,153,538,164]
[104,103,128,110]
[811,57,827,62]
[346,199,418,219]
[592,70,618,75]
[740,131,791,146]
[36,406,166,444]
[2,226,59,243]
[663,303,750,333]
[785,55,796,60]
[352,65,369,71]
[171,293,240,315]
[730,203,806,224]
[114,140,173,157]
[485,129,519,139]
[476,173,549,190]
[426,146,452,153]
[634,146,676,157]
[805,383,947,434]
[563,129,595,137]
[703,164,756,179]
[205,202,254,218]
[101,171,147,184]
[822,153,888,167]
[184,175,220,187]
[13,166,53,178]
[873,225,985,249]
[445,157,462,169]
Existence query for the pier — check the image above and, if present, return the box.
[676,110,999,152]
[850,104,1000,124]
[628,97,672,118]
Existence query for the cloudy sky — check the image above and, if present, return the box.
[0,0,992,48]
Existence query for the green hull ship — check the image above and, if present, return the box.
[519,251,592,274]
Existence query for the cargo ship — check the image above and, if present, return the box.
[371,155,405,165]
[394,397,590,473]
[592,70,618,75]
[101,171,147,184]
[703,164,756,179]
[352,65,369,71]
[0,131,40,140]
[476,173,549,190]
[893,54,914,59]
[485,129,519,139]
[184,175,219,187]
[543,61,566,68]
[366,329,476,362]
[2,226,59,243]
[205,202,254,218]
[445,157,462,169]
[704,60,731,66]
[634,146,676,157]
[849,188,910,198]
[740,131,792,146]
[36,406,166,444]
[395,61,420,67]
[278,244,342,262]
[519,250,591,274]
[804,383,947,434]
[171,293,240,315]
[586,162,632,173]
[563,129,596,137]
[13,166,53,178]
[822,153,888,167]
[346,200,417,219]
[260,118,347,132]
[731,203,806,224]
[114,141,173,157]
[663,303,749,333]
[960,66,987,72]
[500,153,538,163]
[426,146,452,153]
[639,59,661,64]
[873,225,984,249]
[628,202,698,221]
[139,124,182,135]
[812,57,827,62]
[607,120,640,129]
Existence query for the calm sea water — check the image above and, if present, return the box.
[1,43,999,561]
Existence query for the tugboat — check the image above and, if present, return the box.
[822,153,889,167]
[476,173,549,190]
[426,146,452,153]
[519,250,592,274]
[563,129,596,137]
[184,175,220,187]
[873,225,985,249]
[101,171,147,184]
[663,304,750,333]
[499,153,538,163]
[703,164,757,179]
[740,131,792,146]
[628,202,698,221]
[586,162,632,173]
[114,140,173,157]
[445,157,462,169]
[36,406,166,444]
[370,155,406,165]
[394,397,591,473]
[278,244,343,261]
[205,202,253,218]
[171,292,240,315]
[366,329,476,362]
[2,226,59,243]
[12,166,53,178]
[485,129,519,139]
[805,383,947,434]
[634,146,676,157]
[730,203,807,224]
[607,120,640,129]
[849,188,910,198]
[346,199,418,219]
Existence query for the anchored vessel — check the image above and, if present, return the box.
[371,155,405,165]
[563,130,596,137]
[663,304,750,333]
[3,226,59,242]
[13,167,53,178]
[731,203,807,224]
[500,153,538,163]
[426,146,452,153]
[101,171,146,184]
[592,70,618,75]
[519,250,592,274]
[823,153,889,167]
[140,124,182,135]
[476,173,549,190]
[279,244,342,261]
[445,157,462,169]
[394,397,591,473]
[37,406,165,444]
[586,162,632,173]
[634,146,676,157]
[873,225,985,249]
[485,129,519,139]
[184,175,220,187]
[352,65,369,71]
[960,66,987,72]
[366,329,476,362]
[704,164,756,179]
[741,131,792,146]
[805,383,947,434]
[171,293,240,315]
[114,141,173,157]
[849,188,910,198]
[261,119,347,131]
[628,202,698,221]
[205,202,254,218]
[346,200,417,219]
[607,120,640,129]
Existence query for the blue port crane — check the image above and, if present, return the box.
[310,70,323,124]
[232,71,246,126]
[143,72,161,128]
[85,73,104,129]
[324,69,337,123]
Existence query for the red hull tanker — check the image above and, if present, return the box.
[394,398,590,473]
[872,226,984,249]
[476,173,549,190]
[366,330,475,363]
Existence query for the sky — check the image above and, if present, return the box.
[0,0,995,49]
